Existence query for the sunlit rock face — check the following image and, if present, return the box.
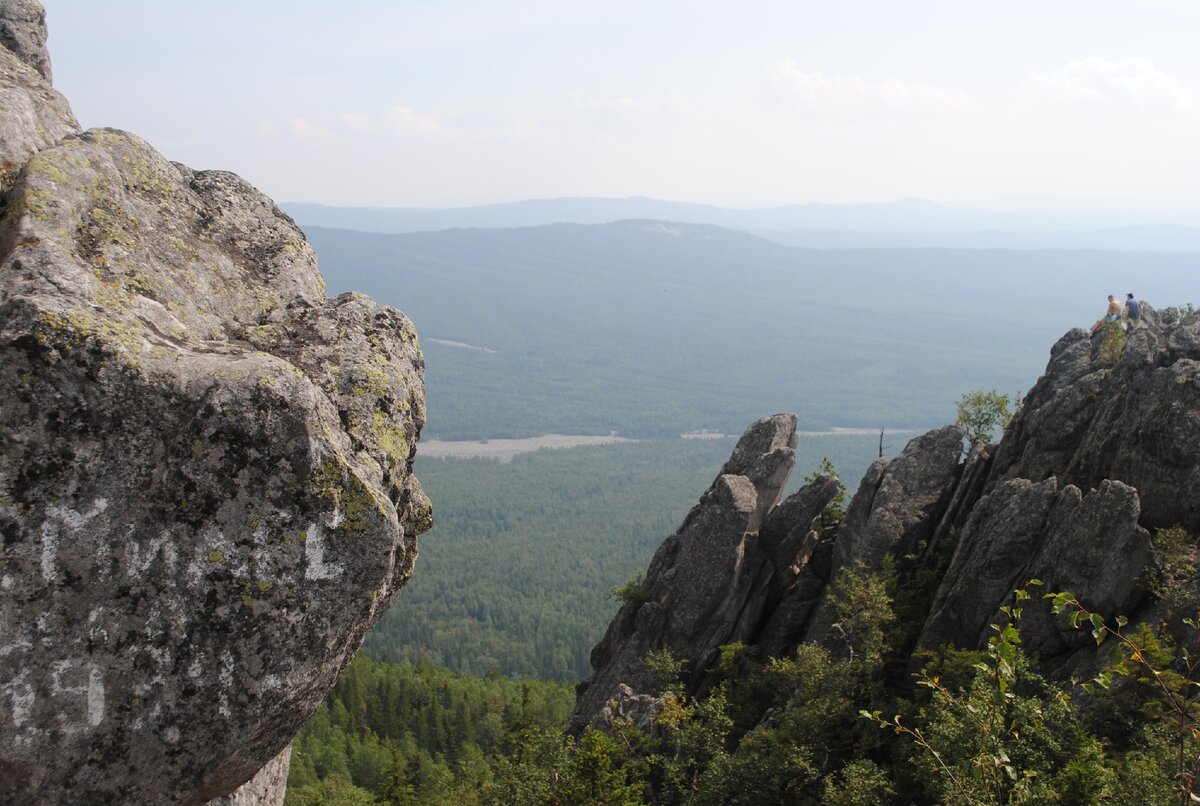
[0,3,430,803]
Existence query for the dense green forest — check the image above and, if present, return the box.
[291,560,1197,805]
[307,222,1194,440]
[285,655,574,805]
[364,435,891,680]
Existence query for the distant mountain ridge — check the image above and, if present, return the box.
[284,197,1200,251]
[305,219,1198,440]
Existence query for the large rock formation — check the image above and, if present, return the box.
[573,308,1200,731]
[569,414,841,733]
[0,4,430,804]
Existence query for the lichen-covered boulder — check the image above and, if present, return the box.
[0,124,430,805]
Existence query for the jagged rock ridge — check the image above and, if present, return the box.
[0,3,430,804]
[572,304,1200,731]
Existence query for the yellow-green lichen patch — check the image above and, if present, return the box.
[21,186,53,221]
[256,580,273,594]
[372,412,410,463]
[207,550,226,564]
[37,308,149,362]
[245,324,289,352]
[313,459,386,533]
[32,161,71,186]
[351,366,392,398]
[410,496,433,534]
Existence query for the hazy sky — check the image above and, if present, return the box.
[41,1,1200,213]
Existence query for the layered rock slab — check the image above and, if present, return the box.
[0,114,428,806]
[920,478,1151,668]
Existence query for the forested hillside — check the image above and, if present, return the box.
[285,655,574,805]
[288,568,1191,806]
[307,222,1194,440]
[365,435,888,680]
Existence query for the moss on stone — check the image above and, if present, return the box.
[313,459,385,533]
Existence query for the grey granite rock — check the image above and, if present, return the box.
[0,32,78,193]
[804,426,963,645]
[917,312,1198,668]
[569,415,854,732]
[0,0,51,81]
[920,478,1151,659]
[569,415,803,732]
[205,746,291,806]
[594,684,665,734]
[0,125,429,803]
[987,310,1200,532]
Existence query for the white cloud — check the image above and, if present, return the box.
[386,106,446,137]
[287,117,333,143]
[339,113,376,135]
[570,93,645,112]
[1028,58,1195,112]
[770,59,966,114]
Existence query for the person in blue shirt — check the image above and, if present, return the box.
[1124,293,1142,330]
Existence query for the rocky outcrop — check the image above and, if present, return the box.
[593,685,665,734]
[989,312,1200,533]
[0,4,430,804]
[568,414,841,733]
[0,12,77,193]
[573,308,1200,731]
[0,0,51,81]
[802,425,963,645]
[920,478,1151,661]
[915,308,1200,660]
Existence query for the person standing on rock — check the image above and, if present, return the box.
[1124,293,1142,330]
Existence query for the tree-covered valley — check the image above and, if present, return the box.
[280,221,1200,805]
[306,222,1195,440]
[365,435,890,681]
